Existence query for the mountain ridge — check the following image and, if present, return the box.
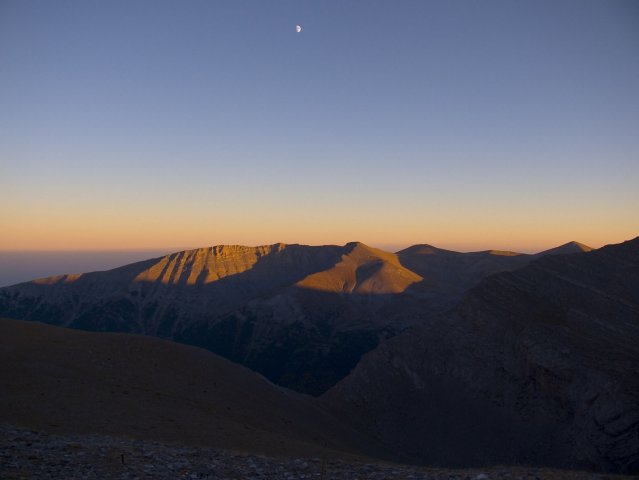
[0,239,596,394]
[7,240,595,288]
[324,236,639,473]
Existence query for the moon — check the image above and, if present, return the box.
[295,25,302,33]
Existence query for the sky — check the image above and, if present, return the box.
[1,0,638,256]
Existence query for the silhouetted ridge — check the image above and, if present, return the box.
[535,240,593,257]
[396,244,456,256]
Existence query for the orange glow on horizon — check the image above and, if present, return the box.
[1,193,636,254]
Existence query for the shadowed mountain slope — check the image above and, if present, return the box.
[397,245,530,301]
[0,317,377,458]
[325,237,639,474]
[396,240,593,303]
[0,240,593,395]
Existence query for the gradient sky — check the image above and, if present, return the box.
[1,0,638,253]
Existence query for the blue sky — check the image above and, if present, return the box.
[1,0,638,252]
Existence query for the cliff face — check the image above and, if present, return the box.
[325,238,639,474]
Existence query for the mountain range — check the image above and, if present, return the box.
[1,237,637,473]
[0,240,591,394]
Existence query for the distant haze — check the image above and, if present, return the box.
[0,250,173,287]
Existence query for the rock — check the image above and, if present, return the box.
[325,237,639,474]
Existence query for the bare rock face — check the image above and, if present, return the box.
[325,237,639,474]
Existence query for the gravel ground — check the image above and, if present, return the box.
[0,425,630,480]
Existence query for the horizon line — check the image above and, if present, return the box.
[0,238,607,256]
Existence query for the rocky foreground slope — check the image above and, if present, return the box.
[8,318,619,479]
[324,237,639,474]
[0,241,585,394]
[3,425,633,480]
